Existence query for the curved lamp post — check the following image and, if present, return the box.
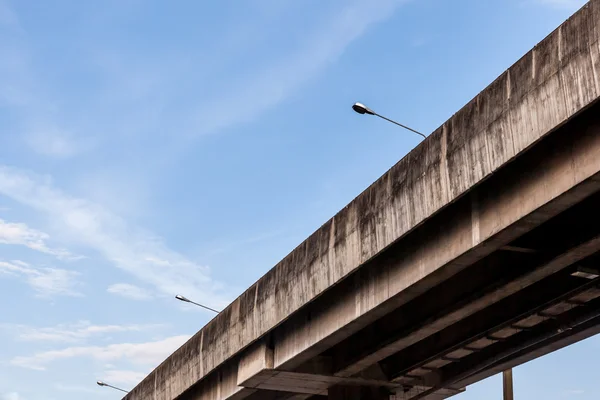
[352,102,426,139]
[175,294,220,314]
[97,380,129,394]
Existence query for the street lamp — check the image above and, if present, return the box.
[175,294,220,314]
[352,102,426,139]
[97,380,129,394]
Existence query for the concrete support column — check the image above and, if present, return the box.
[503,369,514,400]
[328,385,389,400]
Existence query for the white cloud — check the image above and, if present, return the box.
[190,0,407,135]
[102,369,147,386]
[0,260,81,297]
[0,166,228,307]
[107,283,151,301]
[54,383,98,394]
[27,267,81,296]
[3,320,163,343]
[1,393,22,400]
[535,0,586,9]
[0,218,83,261]
[11,335,190,370]
[25,128,91,158]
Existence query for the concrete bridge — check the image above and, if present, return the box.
[125,2,600,399]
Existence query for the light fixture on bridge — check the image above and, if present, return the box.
[175,294,220,313]
[352,102,375,115]
[352,102,427,139]
[97,380,129,394]
[571,266,600,280]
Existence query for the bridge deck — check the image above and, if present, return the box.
[125,1,600,399]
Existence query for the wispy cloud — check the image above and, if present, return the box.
[18,0,408,159]
[188,0,408,136]
[0,218,83,261]
[1,0,409,168]
[0,260,81,297]
[0,166,228,307]
[2,320,164,343]
[107,283,152,301]
[11,335,190,370]
[1,393,22,400]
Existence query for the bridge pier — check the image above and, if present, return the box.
[328,385,390,400]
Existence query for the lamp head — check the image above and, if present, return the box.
[352,102,375,115]
[175,294,191,303]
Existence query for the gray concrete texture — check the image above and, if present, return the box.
[125,1,600,399]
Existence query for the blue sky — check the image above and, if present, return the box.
[0,0,595,399]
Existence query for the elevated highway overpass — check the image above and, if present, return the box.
[125,1,600,399]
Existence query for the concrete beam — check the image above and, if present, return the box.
[415,304,600,400]
[237,341,274,387]
[380,271,599,378]
[344,233,600,379]
[449,309,600,390]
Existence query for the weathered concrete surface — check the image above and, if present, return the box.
[125,2,600,400]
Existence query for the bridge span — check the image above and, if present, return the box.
[125,2,600,399]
